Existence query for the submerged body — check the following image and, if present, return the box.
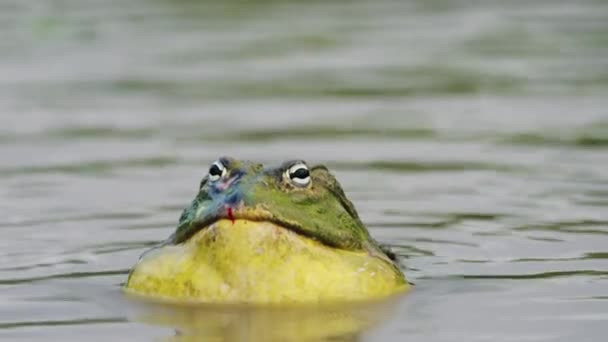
[125,157,409,304]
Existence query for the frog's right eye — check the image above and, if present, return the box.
[208,160,226,182]
[286,162,311,187]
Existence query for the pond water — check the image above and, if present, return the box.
[1,0,608,341]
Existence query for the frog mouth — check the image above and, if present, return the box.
[170,206,337,248]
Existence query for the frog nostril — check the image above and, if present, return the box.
[214,175,240,192]
[225,191,241,205]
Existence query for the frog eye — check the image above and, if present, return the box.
[208,160,226,182]
[287,163,310,187]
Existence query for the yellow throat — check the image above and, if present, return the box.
[125,219,409,304]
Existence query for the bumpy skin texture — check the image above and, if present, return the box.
[174,158,375,250]
[125,157,408,303]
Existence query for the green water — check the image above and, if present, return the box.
[1,0,608,341]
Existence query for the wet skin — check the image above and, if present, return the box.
[125,157,409,303]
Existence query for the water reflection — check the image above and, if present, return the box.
[123,291,407,342]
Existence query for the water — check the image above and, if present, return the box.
[1,0,608,340]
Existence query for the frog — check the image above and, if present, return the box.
[124,157,409,304]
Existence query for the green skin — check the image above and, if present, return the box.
[165,157,398,265]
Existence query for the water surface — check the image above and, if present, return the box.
[1,0,608,341]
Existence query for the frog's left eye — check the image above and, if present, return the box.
[208,160,227,182]
[287,163,310,187]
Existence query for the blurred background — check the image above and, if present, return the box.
[1,0,608,341]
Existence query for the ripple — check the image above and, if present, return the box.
[500,133,608,148]
[86,241,159,255]
[584,252,608,259]
[513,220,608,235]
[0,259,87,272]
[459,270,608,280]
[0,212,151,228]
[512,252,608,263]
[409,238,478,248]
[525,236,565,243]
[332,160,521,173]
[120,221,176,230]
[213,126,436,141]
[457,259,491,264]
[46,127,157,140]
[0,157,178,176]
[384,244,435,257]
[496,122,608,148]
[102,65,524,99]
[369,221,456,229]
[0,127,158,143]
[0,317,125,329]
[0,269,130,285]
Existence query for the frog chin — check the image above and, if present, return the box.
[125,218,409,304]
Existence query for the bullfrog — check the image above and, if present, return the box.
[125,157,409,304]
